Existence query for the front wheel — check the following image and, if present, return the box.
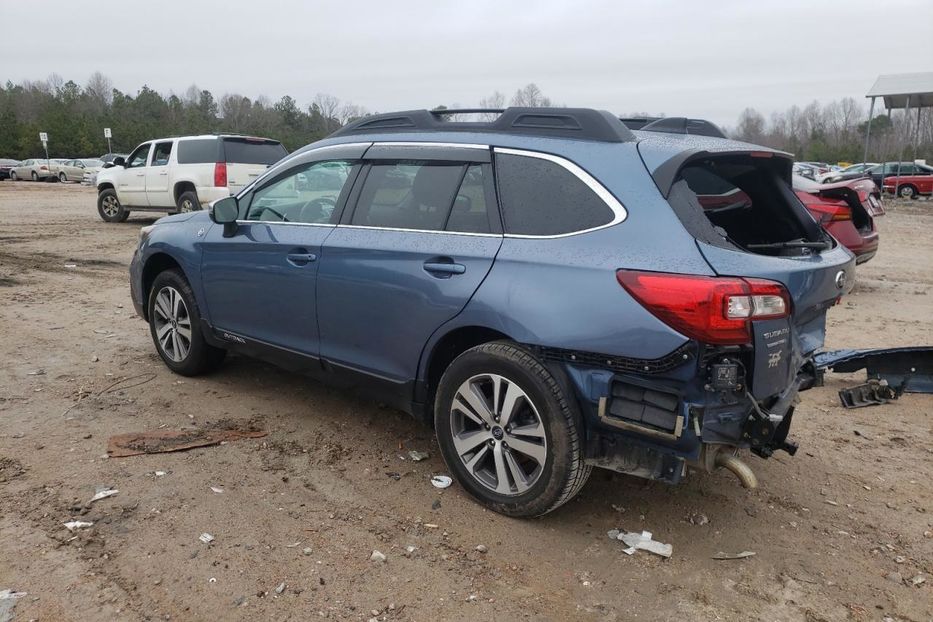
[97,188,129,222]
[59,172,67,182]
[31,171,38,181]
[434,342,591,517]
[9,171,17,181]
[148,270,226,376]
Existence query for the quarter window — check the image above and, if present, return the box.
[246,160,353,224]
[495,152,615,236]
[351,162,465,231]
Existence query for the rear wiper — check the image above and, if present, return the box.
[746,240,832,251]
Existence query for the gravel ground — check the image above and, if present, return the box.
[0,181,930,621]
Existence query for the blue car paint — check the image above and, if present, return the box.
[129,125,856,483]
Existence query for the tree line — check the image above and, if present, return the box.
[2,73,930,164]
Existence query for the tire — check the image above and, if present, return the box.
[177,190,200,213]
[59,172,67,182]
[434,341,591,517]
[898,184,917,199]
[31,171,38,181]
[97,188,129,223]
[9,171,16,181]
[148,270,226,376]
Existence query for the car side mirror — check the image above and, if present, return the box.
[210,196,239,237]
[112,157,125,167]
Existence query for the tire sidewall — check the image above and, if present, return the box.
[97,189,125,222]
[59,172,67,182]
[31,171,38,181]
[10,172,16,181]
[178,191,201,213]
[434,344,578,516]
[899,185,915,199]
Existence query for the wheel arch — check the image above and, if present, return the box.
[97,182,115,193]
[417,325,514,415]
[173,180,197,204]
[140,252,188,322]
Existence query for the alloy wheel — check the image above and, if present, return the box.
[180,198,193,212]
[101,195,120,218]
[152,286,192,363]
[449,373,547,496]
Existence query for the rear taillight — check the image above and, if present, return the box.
[40,165,48,170]
[616,270,790,345]
[809,203,851,224]
[213,162,227,187]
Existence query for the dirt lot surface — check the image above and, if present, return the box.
[0,182,930,622]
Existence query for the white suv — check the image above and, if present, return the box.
[95,134,287,222]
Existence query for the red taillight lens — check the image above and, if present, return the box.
[213,162,227,187]
[40,165,48,170]
[616,270,790,345]
[809,204,851,223]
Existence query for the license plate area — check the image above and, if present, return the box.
[750,318,793,399]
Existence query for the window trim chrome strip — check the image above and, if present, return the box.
[493,147,628,239]
[334,224,501,238]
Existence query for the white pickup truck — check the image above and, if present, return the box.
[94,134,287,222]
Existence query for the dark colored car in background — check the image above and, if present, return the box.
[863,162,933,188]
[0,159,21,180]
[793,175,883,264]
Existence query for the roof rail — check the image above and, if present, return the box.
[329,107,636,143]
[634,117,727,139]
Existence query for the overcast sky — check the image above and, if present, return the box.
[2,0,931,127]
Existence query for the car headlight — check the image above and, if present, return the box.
[138,225,155,246]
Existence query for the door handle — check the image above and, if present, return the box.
[286,252,317,266]
[423,261,466,276]
[159,172,168,176]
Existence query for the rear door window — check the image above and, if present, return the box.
[350,162,465,231]
[222,138,287,165]
[495,152,614,236]
[177,139,220,164]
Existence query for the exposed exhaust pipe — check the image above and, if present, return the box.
[714,452,758,489]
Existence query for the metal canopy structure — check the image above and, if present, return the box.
[862,72,933,192]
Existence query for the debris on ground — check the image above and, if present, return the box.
[370,550,386,563]
[210,486,224,494]
[838,378,902,408]
[430,475,453,489]
[199,533,215,544]
[274,582,286,594]
[107,425,267,457]
[89,487,119,503]
[302,547,313,556]
[475,545,488,553]
[64,520,93,531]
[0,589,27,622]
[712,550,757,560]
[607,530,673,558]
[409,450,429,461]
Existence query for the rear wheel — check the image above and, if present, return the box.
[59,172,67,182]
[434,342,591,517]
[177,190,200,213]
[31,171,38,181]
[898,184,917,199]
[9,171,16,181]
[148,270,225,376]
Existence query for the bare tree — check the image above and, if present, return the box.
[735,107,766,143]
[510,83,552,108]
[86,71,113,106]
[312,93,341,122]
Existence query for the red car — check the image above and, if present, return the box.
[793,176,884,264]
[882,169,933,199]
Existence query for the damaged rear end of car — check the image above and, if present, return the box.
[565,133,856,489]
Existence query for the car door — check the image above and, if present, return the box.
[119,143,152,206]
[199,143,367,363]
[317,143,503,391]
[145,141,174,206]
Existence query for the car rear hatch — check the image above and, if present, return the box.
[221,137,289,193]
[812,177,884,225]
[637,137,856,399]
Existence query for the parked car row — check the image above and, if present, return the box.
[2,156,110,183]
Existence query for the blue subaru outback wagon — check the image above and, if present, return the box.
[129,108,855,516]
